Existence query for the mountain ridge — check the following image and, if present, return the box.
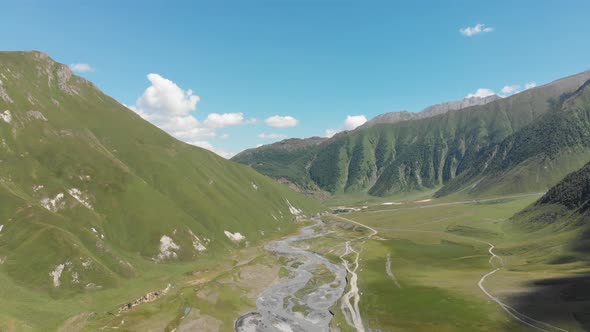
[359,94,501,129]
[0,51,323,296]
[233,69,590,197]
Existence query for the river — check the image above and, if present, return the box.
[235,218,348,332]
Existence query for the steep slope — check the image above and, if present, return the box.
[536,160,590,213]
[234,70,590,197]
[232,137,327,191]
[512,159,590,236]
[311,70,590,195]
[0,51,323,296]
[517,158,590,227]
[436,79,590,197]
[359,94,501,128]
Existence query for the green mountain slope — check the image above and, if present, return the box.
[234,70,590,197]
[436,80,590,197]
[232,137,327,191]
[0,51,322,297]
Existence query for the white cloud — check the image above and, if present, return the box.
[129,73,238,158]
[324,128,339,138]
[258,133,287,140]
[219,133,230,139]
[203,112,244,128]
[525,82,537,90]
[191,141,234,159]
[459,24,494,37]
[501,85,521,94]
[137,73,200,116]
[264,115,299,128]
[324,114,367,137]
[343,115,368,130]
[466,88,497,98]
[70,63,94,73]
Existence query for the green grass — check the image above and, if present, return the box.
[0,51,324,330]
[298,194,590,331]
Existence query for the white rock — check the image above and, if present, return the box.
[81,258,92,269]
[188,229,207,252]
[41,193,65,211]
[26,110,48,121]
[286,199,302,216]
[251,182,259,190]
[224,230,245,242]
[68,188,93,209]
[156,235,180,261]
[50,263,65,287]
[0,110,11,123]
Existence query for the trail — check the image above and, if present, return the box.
[335,198,568,332]
[362,192,545,215]
[478,243,568,332]
[339,241,365,332]
[385,254,401,289]
[332,214,379,332]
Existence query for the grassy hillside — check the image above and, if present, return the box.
[232,137,326,191]
[436,80,590,197]
[234,70,590,198]
[0,50,323,305]
[514,159,590,229]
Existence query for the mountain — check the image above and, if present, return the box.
[436,79,590,197]
[359,94,501,128]
[0,51,322,299]
[233,70,590,197]
[536,160,590,214]
[232,137,328,191]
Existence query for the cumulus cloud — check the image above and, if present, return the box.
[204,112,244,128]
[258,133,287,139]
[137,74,200,116]
[324,128,339,138]
[459,23,494,37]
[501,85,521,94]
[343,115,368,130]
[498,81,538,97]
[191,141,234,159]
[466,88,497,98]
[324,115,367,137]
[129,73,242,158]
[70,63,94,73]
[265,115,299,128]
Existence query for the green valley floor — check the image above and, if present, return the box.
[4,193,590,331]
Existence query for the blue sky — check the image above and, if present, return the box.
[2,0,590,157]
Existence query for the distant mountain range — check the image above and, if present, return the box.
[359,94,501,128]
[233,69,590,197]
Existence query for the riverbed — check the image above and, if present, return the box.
[235,218,347,332]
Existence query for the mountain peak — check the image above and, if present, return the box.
[360,94,501,129]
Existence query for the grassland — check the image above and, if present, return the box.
[296,193,590,331]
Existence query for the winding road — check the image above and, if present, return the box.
[478,242,568,332]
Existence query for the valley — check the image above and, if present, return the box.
[1,28,590,331]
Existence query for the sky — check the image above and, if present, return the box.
[2,0,590,157]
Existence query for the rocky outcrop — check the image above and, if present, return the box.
[118,284,172,313]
